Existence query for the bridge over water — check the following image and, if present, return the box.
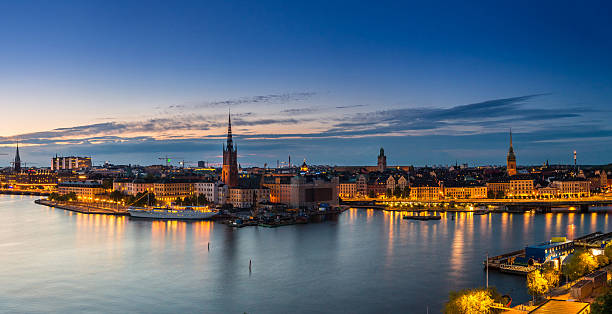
[343,197,612,213]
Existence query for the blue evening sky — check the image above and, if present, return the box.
[1,1,611,167]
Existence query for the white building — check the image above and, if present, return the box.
[194,181,228,204]
[51,156,92,171]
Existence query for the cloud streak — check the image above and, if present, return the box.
[1,94,605,162]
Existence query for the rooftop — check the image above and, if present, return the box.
[528,299,589,314]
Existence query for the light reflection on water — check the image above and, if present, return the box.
[1,195,612,313]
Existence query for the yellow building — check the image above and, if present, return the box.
[58,181,105,198]
[338,182,357,199]
[551,179,591,198]
[410,184,441,201]
[443,185,487,199]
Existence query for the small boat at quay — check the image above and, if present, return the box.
[403,215,441,221]
[128,206,217,220]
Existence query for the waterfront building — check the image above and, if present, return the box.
[409,180,441,200]
[386,175,408,193]
[194,181,227,204]
[536,185,560,198]
[51,156,92,171]
[551,178,591,198]
[152,180,195,204]
[228,185,270,208]
[13,142,21,173]
[288,175,339,209]
[377,147,387,172]
[357,174,368,197]
[112,179,198,204]
[0,168,58,191]
[506,129,517,176]
[486,176,534,198]
[58,181,105,198]
[263,175,293,203]
[442,182,487,199]
[525,238,574,266]
[509,177,534,197]
[222,113,239,187]
[366,175,387,198]
[338,180,357,199]
[263,174,339,208]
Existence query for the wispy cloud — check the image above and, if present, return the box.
[187,92,316,109]
[336,104,367,109]
[0,94,603,155]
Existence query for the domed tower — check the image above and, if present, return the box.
[377,147,387,172]
[222,112,238,187]
[507,129,517,176]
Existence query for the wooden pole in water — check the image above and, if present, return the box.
[208,242,210,251]
[249,259,252,273]
[486,252,489,288]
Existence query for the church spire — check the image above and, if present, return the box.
[226,109,233,150]
[14,140,21,172]
[510,128,513,148]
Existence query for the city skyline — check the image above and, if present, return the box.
[1,1,612,166]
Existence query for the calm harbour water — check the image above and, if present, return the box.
[1,195,611,313]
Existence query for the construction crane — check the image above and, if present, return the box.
[158,155,174,167]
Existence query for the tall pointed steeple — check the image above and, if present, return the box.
[222,110,239,187]
[226,109,234,150]
[14,140,21,172]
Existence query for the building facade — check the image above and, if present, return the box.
[51,156,92,171]
[551,179,591,198]
[410,184,441,200]
[194,181,227,204]
[228,186,270,208]
[58,181,105,198]
[443,185,487,199]
[338,181,357,199]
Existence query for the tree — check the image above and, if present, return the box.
[109,190,125,202]
[444,287,500,314]
[527,270,549,302]
[101,178,113,189]
[541,267,560,289]
[604,243,612,260]
[402,186,410,198]
[393,187,402,198]
[592,287,612,314]
[65,192,77,201]
[596,254,609,267]
[563,251,599,281]
[368,190,376,198]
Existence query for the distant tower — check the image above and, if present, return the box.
[14,141,21,173]
[506,129,517,176]
[222,112,238,187]
[377,147,387,172]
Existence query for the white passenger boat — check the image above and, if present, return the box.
[128,206,217,220]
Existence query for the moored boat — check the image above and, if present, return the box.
[403,215,441,221]
[128,206,217,220]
